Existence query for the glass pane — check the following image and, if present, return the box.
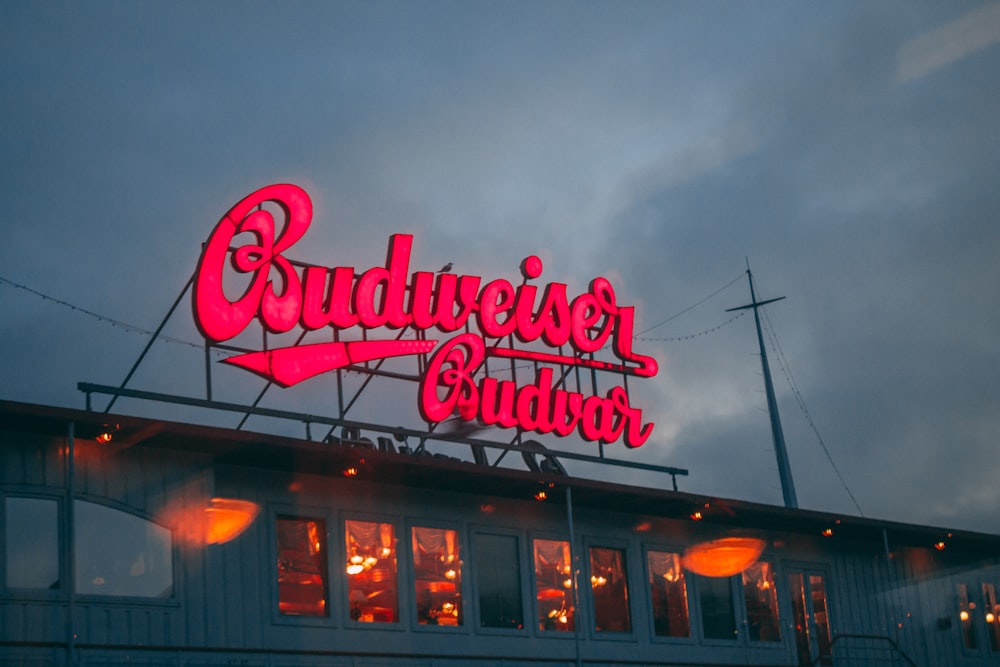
[412,526,462,626]
[345,520,397,622]
[474,533,523,629]
[647,550,689,637]
[984,583,1000,653]
[958,583,977,649]
[743,561,781,641]
[75,500,172,597]
[590,546,630,633]
[276,516,328,616]
[789,573,812,665]
[810,574,832,659]
[5,497,59,589]
[534,538,574,631]
[699,575,737,640]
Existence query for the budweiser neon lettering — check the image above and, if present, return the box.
[193,184,658,448]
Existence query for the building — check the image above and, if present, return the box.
[4,183,999,665]
[3,398,999,667]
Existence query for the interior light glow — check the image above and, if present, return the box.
[682,537,766,577]
[204,498,259,545]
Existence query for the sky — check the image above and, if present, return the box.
[1,1,999,535]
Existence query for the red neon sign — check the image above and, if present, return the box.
[193,184,658,448]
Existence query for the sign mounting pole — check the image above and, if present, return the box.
[726,264,798,509]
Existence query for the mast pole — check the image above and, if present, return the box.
[726,267,798,508]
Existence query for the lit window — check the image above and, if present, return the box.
[345,520,397,623]
[647,550,690,637]
[958,583,977,650]
[276,516,328,616]
[983,583,1000,652]
[589,546,630,633]
[533,538,574,631]
[5,497,59,590]
[742,561,781,641]
[699,575,737,640]
[412,526,462,626]
[474,533,523,629]
[75,500,172,598]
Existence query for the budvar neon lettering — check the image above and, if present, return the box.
[193,184,657,448]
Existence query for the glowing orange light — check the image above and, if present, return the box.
[95,423,119,444]
[985,612,995,623]
[204,498,259,544]
[821,528,833,537]
[444,569,457,580]
[682,537,766,577]
[343,467,359,477]
[534,491,548,501]
[960,610,970,621]
[934,541,946,550]
[690,511,703,521]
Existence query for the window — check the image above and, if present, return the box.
[412,526,462,626]
[276,516,328,616]
[5,497,59,590]
[589,546,630,633]
[345,520,397,622]
[647,550,690,638]
[75,500,172,598]
[534,538,574,631]
[743,561,781,641]
[984,583,1000,653]
[474,533,523,629]
[699,575,737,640]
[958,583,977,650]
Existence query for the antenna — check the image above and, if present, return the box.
[726,263,798,509]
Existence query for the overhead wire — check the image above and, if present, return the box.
[759,305,865,517]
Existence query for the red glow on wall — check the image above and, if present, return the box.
[193,185,659,449]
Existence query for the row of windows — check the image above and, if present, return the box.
[6,495,997,655]
[274,513,789,643]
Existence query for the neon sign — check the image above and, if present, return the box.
[193,184,658,448]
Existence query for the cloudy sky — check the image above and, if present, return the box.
[2,1,998,534]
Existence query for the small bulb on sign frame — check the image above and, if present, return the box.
[534,491,547,501]
[343,467,359,477]
[934,541,946,551]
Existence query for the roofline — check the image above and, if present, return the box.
[2,399,998,555]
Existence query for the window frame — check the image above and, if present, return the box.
[643,543,696,644]
[529,532,579,639]
[268,503,336,627]
[1,492,65,601]
[406,519,469,634]
[583,538,636,641]
[71,496,176,604]
[470,525,528,635]
[342,512,404,630]
[693,572,741,645]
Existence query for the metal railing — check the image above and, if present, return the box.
[813,633,920,667]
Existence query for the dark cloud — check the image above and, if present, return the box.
[1,1,998,533]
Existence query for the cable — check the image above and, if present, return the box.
[760,307,865,517]
[636,310,746,342]
[0,274,221,355]
[638,271,745,335]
